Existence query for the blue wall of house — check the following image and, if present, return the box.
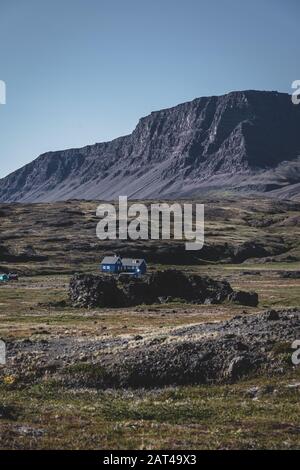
[121,261,147,275]
[100,260,147,275]
[100,262,121,273]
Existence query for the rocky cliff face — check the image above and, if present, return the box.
[1,90,300,202]
[69,270,235,308]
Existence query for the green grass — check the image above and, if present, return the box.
[1,372,300,450]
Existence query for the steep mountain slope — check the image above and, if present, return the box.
[1,90,300,202]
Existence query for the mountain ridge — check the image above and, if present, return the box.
[1,89,300,202]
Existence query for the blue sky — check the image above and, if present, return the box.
[0,0,299,178]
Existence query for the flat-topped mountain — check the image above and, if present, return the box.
[1,90,300,202]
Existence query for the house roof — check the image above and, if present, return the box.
[121,258,145,267]
[101,256,121,265]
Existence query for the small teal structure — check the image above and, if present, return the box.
[0,274,9,282]
[100,256,147,276]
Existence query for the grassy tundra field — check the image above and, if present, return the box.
[0,197,300,450]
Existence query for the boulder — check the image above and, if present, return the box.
[226,355,253,380]
[229,290,259,307]
[280,271,300,279]
[263,310,280,321]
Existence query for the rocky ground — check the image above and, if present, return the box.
[2,308,299,390]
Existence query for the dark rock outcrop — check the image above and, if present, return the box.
[232,238,287,263]
[0,244,12,262]
[280,271,300,279]
[0,244,48,263]
[263,309,281,321]
[233,241,270,263]
[1,90,300,202]
[226,355,253,380]
[229,290,259,307]
[69,270,235,308]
